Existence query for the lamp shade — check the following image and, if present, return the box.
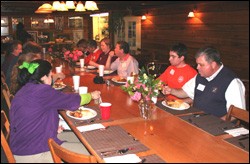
[188,11,195,18]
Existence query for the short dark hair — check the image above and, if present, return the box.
[170,43,188,58]
[195,46,222,65]
[77,39,88,48]
[117,41,129,54]
[87,39,98,49]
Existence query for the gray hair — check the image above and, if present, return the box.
[195,46,222,65]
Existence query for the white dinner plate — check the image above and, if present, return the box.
[111,77,126,84]
[161,100,190,110]
[66,107,97,120]
[52,83,66,90]
[86,65,96,69]
[97,70,114,75]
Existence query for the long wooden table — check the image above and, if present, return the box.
[58,67,249,163]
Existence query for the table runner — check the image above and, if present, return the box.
[82,125,149,158]
[156,100,201,115]
[224,134,249,152]
[179,113,236,136]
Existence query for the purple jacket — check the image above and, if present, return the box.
[10,83,82,155]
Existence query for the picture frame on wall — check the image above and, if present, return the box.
[27,31,38,42]
[55,16,63,31]
[31,17,49,29]
[12,17,24,31]
[72,30,83,44]
[68,16,83,29]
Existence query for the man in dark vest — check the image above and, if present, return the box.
[162,46,246,120]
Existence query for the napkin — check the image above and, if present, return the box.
[103,154,142,163]
[59,115,70,130]
[77,123,105,132]
[225,127,249,137]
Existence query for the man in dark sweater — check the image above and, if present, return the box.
[162,46,246,119]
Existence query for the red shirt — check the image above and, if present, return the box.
[84,49,102,65]
[158,64,197,100]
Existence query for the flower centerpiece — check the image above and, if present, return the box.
[121,67,164,119]
[63,49,83,75]
[63,49,83,67]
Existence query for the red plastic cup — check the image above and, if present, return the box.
[100,102,111,120]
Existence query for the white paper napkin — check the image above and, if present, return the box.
[77,123,105,132]
[225,127,249,137]
[103,154,142,163]
[58,115,70,130]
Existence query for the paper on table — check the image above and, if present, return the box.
[225,127,249,137]
[58,115,70,130]
[77,123,105,132]
[103,154,142,163]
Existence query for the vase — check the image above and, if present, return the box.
[138,96,154,120]
[68,63,75,75]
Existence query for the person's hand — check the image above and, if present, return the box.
[91,90,101,100]
[162,86,171,95]
[109,51,115,58]
[53,72,65,81]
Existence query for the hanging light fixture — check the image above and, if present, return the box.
[75,1,86,12]
[35,3,53,13]
[36,1,98,13]
[85,1,99,11]
[66,1,76,9]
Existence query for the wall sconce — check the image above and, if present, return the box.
[188,11,195,18]
[141,15,147,20]
[188,5,197,18]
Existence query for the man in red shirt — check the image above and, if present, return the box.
[158,43,197,104]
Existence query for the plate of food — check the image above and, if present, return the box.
[111,77,127,84]
[162,99,190,110]
[52,80,66,90]
[86,65,96,70]
[66,107,97,120]
[97,69,114,75]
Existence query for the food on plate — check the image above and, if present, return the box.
[113,77,126,82]
[53,79,65,88]
[69,109,94,118]
[165,99,184,108]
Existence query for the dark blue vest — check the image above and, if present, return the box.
[193,66,237,117]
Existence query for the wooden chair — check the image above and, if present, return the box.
[1,110,15,163]
[48,138,97,163]
[2,87,14,110]
[225,105,249,126]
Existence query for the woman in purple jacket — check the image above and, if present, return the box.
[10,59,100,163]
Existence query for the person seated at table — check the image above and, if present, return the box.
[162,46,246,120]
[158,43,197,104]
[105,41,139,78]
[84,39,102,66]
[76,38,89,57]
[9,42,65,94]
[2,40,23,88]
[9,59,101,163]
[88,37,117,68]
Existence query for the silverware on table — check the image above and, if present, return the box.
[101,147,132,156]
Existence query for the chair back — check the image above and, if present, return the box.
[2,87,14,110]
[226,105,249,125]
[48,138,97,163]
[1,110,15,163]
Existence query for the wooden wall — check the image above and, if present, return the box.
[140,1,249,79]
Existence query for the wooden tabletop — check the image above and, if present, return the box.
[58,67,249,163]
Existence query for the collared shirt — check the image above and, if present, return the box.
[111,54,139,78]
[182,64,246,111]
